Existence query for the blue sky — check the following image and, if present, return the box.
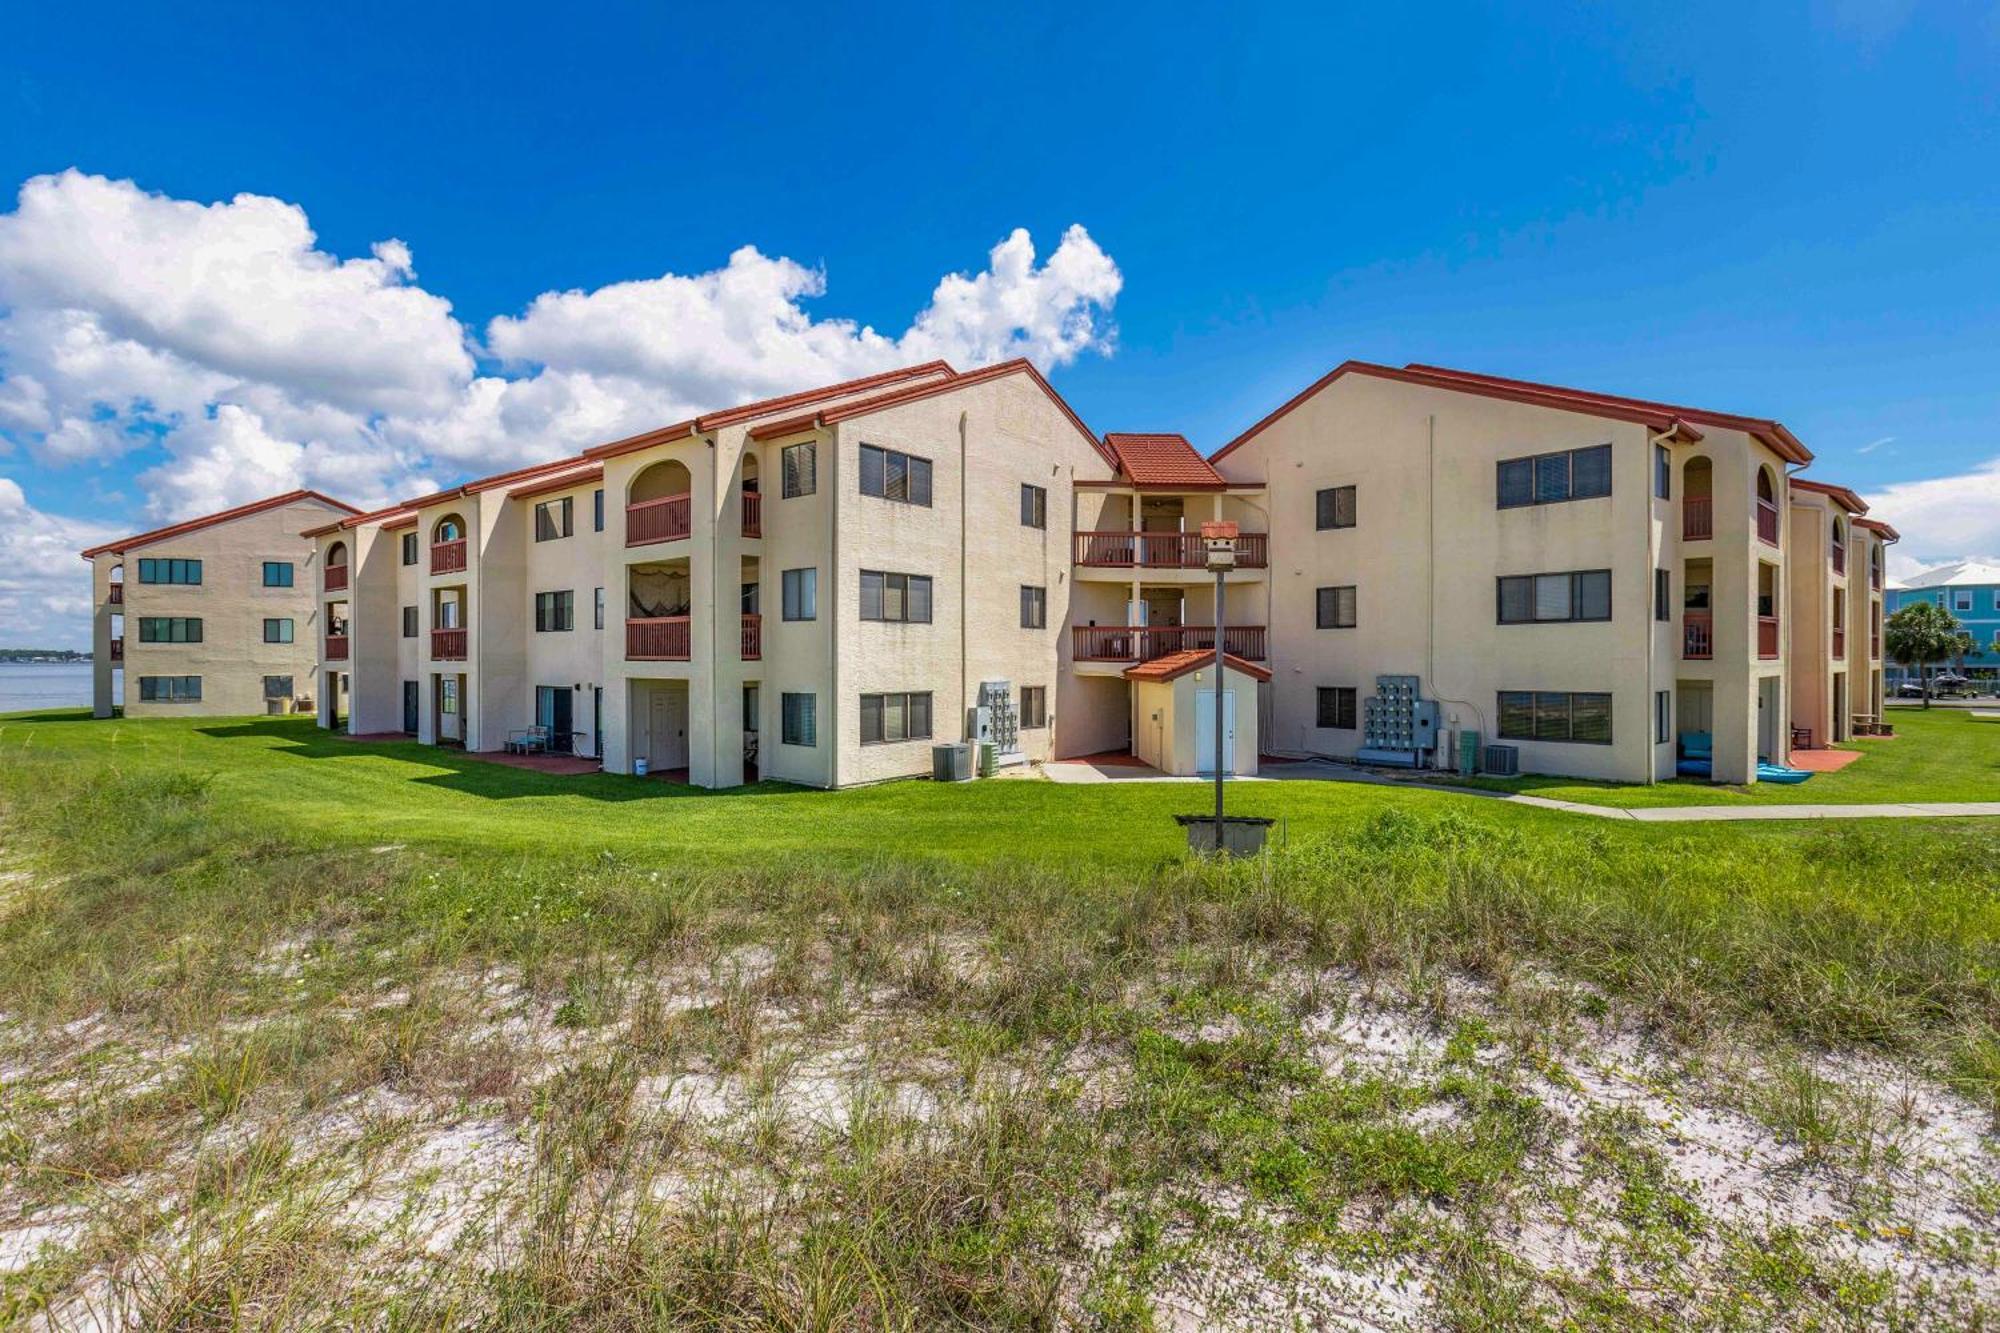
[3,0,1998,643]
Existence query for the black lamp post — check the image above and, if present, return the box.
[1201,520,1237,837]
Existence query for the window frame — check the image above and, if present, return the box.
[402,605,419,638]
[781,567,818,622]
[1654,568,1670,623]
[261,560,295,588]
[137,616,203,644]
[1019,685,1048,729]
[859,570,933,624]
[781,442,817,499]
[594,586,605,630]
[858,443,934,507]
[533,496,575,542]
[1019,584,1047,629]
[263,675,294,701]
[781,691,817,747]
[138,675,202,703]
[593,488,605,533]
[1654,444,1671,500]
[858,690,935,745]
[1496,690,1613,745]
[1497,444,1613,510]
[1316,686,1358,730]
[1495,569,1613,625]
[401,531,419,565]
[533,589,575,633]
[136,557,202,585]
[1020,483,1047,529]
[1314,485,1357,531]
[1315,584,1357,629]
[262,617,294,644]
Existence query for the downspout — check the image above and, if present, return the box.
[1422,413,1485,764]
[705,433,722,788]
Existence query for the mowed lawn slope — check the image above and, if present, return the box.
[1455,705,2000,808]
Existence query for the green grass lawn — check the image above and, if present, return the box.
[1448,705,2000,808]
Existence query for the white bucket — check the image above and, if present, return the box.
[633,756,649,777]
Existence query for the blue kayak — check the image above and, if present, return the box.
[1676,756,1814,784]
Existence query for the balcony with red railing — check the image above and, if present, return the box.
[1758,616,1780,659]
[1682,496,1713,541]
[109,637,124,663]
[325,634,350,661]
[627,493,692,546]
[627,616,692,661]
[1832,542,1846,576]
[431,627,467,660]
[324,563,349,592]
[107,583,123,605]
[1871,565,1882,591]
[1756,499,1780,546]
[741,612,761,660]
[431,539,467,576]
[1072,531,1269,569]
[1833,626,1846,657]
[1072,624,1267,662]
[1682,612,1713,660]
[1871,629,1881,659]
[742,490,761,538]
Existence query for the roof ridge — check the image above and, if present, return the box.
[82,489,358,559]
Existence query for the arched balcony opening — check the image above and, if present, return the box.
[628,459,693,546]
[1681,456,1713,540]
[430,513,468,575]
[324,539,349,591]
[1830,516,1847,575]
[741,454,761,537]
[1755,467,1780,546]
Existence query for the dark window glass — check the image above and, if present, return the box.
[1576,570,1611,621]
[782,442,816,498]
[1316,585,1356,629]
[1534,452,1571,504]
[1020,585,1046,629]
[264,675,293,700]
[1316,686,1357,729]
[1020,685,1047,729]
[1497,691,1611,744]
[782,568,817,621]
[782,692,816,746]
[860,571,932,623]
[859,444,933,507]
[533,497,573,542]
[534,590,574,632]
[401,532,418,565]
[859,692,933,744]
[262,561,294,587]
[1498,445,1612,508]
[1497,576,1534,624]
[593,488,605,532]
[402,605,418,638]
[137,558,202,585]
[138,675,202,702]
[1655,569,1670,622]
[1571,445,1613,498]
[1021,483,1047,529]
[1315,485,1357,530]
[1498,691,1536,740]
[595,586,605,630]
[138,617,203,643]
[1654,444,1671,500]
[1496,570,1611,624]
[262,618,293,644]
[1496,459,1534,508]
[1655,690,1670,744]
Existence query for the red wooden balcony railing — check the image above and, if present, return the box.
[1072,531,1269,569]
[627,493,691,546]
[1682,612,1713,660]
[741,612,761,660]
[1758,615,1780,659]
[1871,565,1882,591]
[1682,496,1713,541]
[325,634,350,661]
[1832,626,1846,657]
[107,583,123,605]
[742,490,761,538]
[109,637,123,662]
[431,627,467,660]
[1756,499,1780,547]
[324,563,349,591]
[1832,542,1846,576]
[1871,629,1881,659]
[627,616,691,660]
[1071,624,1267,662]
[431,538,467,575]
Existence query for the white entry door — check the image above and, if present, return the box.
[648,687,690,770]
[1195,688,1236,776]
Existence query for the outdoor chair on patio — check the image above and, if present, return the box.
[504,725,550,755]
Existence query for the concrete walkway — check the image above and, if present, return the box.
[1036,755,2000,821]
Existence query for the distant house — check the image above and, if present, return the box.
[1886,561,2000,682]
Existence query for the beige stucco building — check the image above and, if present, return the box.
[81,490,358,719]
[1784,480,1895,747]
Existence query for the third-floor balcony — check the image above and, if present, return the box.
[742,490,761,538]
[431,538,467,576]
[1073,530,1268,570]
[1756,499,1780,547]
[1758,615,1781,659]
[324,563,349,592]
[1072,624,1267,662]
[1833,625,1846,657]
[627,615,691,661]
[107,583,124,605]
[741,612,761,660]
[109,637,124,663]
[628,493,692,546]
[1832,542,1846,576]
[1682,496,1713,541]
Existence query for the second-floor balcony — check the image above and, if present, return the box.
[628,493,692,546]
[627,615,691,661]
[431,627,467,660]
[1073,530,1268,570]
[741,612,761,660]
[107,583,124,605]
[1072,624,1267,663]
[1872,629,1881,659]
[431,539,467,576]
[109,637,124,663]
[1833,626,1846,657]
[1682,496,1713,541]
[742,490,761,538]
[325,634,350,661]
[1832,543,1846,576]
[325,564,349,592]
[1758,615,1781,659]
[1756,499,1780,547]
[1682,612,1712,660]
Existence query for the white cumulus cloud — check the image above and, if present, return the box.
[0,478,118,646]
[1865,457,2000,582]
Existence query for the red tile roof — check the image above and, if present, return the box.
[509,464,604,501]
[1211,360,1825,465]
[1789,478,1867,514]
[1122,650,1272,683]
[81,489,358,559]
[1855,517,1901,542]
[1102,433,1226,489]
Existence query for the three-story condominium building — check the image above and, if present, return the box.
[81,490,359,719]
[89,355,1868,791]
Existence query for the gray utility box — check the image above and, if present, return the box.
[1176,814,1275,857]
[931,743,973,782]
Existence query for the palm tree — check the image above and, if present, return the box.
[1885,601,1963,709]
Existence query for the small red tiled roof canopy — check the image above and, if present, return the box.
[1102,432,1227,488]
[1122,650,1273,683]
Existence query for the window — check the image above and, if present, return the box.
[594,586,605,630]
[441,678,458,715]
[401,532,419,565]
[534,590,574,632]
[263,675,293,701]
[533,496,573,542]
[1497,691,1613,745]
[858,443,933,506]
[1021,483,1047,529]
[1019,685,1047,729]
[1654,569,1670,623]
[1317,686,1357,729]
[262,561,294,588]
[593,488,605,533]
[1020,584,1047,629]
[860,570,933,623]
[1655,690,1670,745]
[782,568,818,621]
[1654,444,1671,500]
[402,606,418,638]
[1315,485,1357,530]
[1496,570,1612,624]
[1316,585,1357,629]
[781,692,817,746]
[137,617,202,643]
[859,691,933,744]
[138,675,201,702]
[1497,444,1612,508]
[136,557,202,585]
[1953,589,1974,612]
[782,442,816,498]
[262,618,294,644]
